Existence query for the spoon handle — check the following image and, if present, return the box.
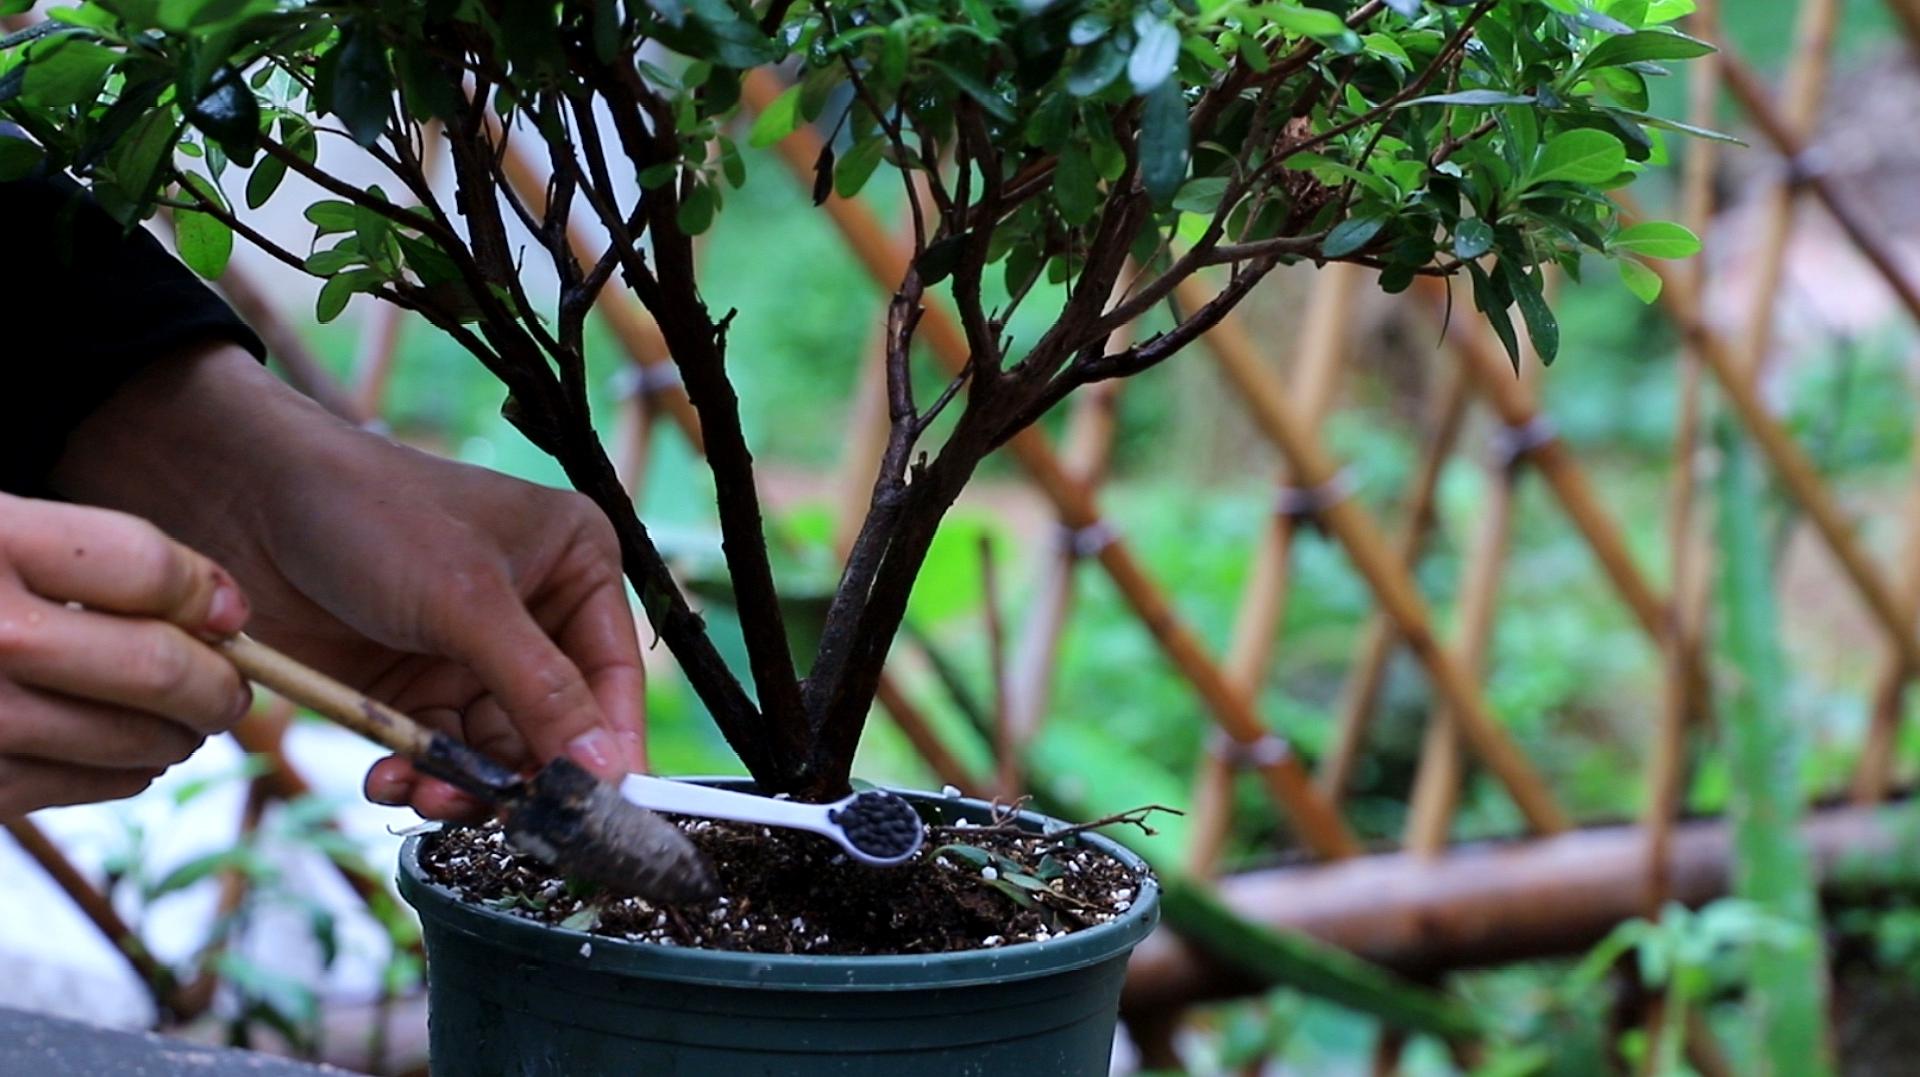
[617,774,836,834]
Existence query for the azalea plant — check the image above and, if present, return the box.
[0,0,1713,798]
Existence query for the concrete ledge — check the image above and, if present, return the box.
[0,1007,354,1076]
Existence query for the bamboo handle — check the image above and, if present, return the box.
[219,634,435,760]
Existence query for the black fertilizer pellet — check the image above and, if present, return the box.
[832,792,925,858]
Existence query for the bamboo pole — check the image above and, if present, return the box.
[1003,378,1125,748]
[741,69,1362,859]
[1318,363,1474,801]
[1717,52,1920,327]
[1412,278,1672,645]
[1122,801,1920,994]
[1178,276,1571,835]
[1645,0,1723,913]
[1634,251,1920,674]
[1403,443,1514,857]
[1189,264,1363,875]
[1853,460,1920,802]
[1732,0,1840,382]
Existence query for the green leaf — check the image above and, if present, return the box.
[1257,3,1349,40]
[174,173,233,279]
[1581,28,1715,72]
[186,68,260,166]
[935,843,992,869]
[1452,217,1494,260]
[834,135,886,199]
[1529,128,1626,186]
[718,135,747,188]
[929,61,1013,122]
[395,47,462,122]
[1612,220,1700,259]
[916,233,966,285]
[1467,261,1521,371]
[326,22,393,147]
[677,180,716,234]
[748,84,801,147]
[1616,256,1662,302]
[1604,106,1743,145]
[1323,214,1386,257]
[960,0,1001,34]
[1172,176,1229,215]
[1054,143,1099,226]
[305,199,358,234]
[245,156,286,209]
[0,134,42,181]
[1068,38,1127,97]
[1069,13,1109,46]
[682,0,781,67]
[559,905,601,931]
[315,268,383,323]
[21,36,118,109]
[1501,260,1558,365]
[1128,15,1181,95]
[1137,80,1189,206]
[1398,89,1536,108]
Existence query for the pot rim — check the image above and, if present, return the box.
[397,780,1161,992]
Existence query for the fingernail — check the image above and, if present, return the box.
[619,729,647,772]
[367,774,408,807]
[228,683,255,726]
[566,728,622,777]
[207,581,249,634]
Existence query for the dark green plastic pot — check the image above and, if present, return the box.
[397,784,1159,1076]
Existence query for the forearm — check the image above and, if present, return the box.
[48,341,374,573]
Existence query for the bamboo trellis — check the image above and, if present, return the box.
[10,4,1920,1071]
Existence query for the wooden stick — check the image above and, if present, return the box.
[1178,275,1570,836]
[1319,363,1473,801]
[873,676,985,795]
[1004,379,1124,747]
[1731,0,1839,382]
[1853,460,1920,802]
[221,635,438,760]
[1122,800,1920,992]
[1188,264,1361,875]
[610,380,658,498]
[741,68,1362,859]
[832,328,894,557]
[1404,442,1514,857]
[1413,277,1673,646]
[980,536,1017,798]
[1717,52,1920,327]
[1644,0,1722,913]
[1632,247,1920,674]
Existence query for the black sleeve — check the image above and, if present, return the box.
[1,163,267,495]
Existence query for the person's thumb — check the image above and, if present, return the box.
[431,570,624,780]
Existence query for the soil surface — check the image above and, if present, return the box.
[420,812,1148,955]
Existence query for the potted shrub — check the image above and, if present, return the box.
[1,0,1714,1069]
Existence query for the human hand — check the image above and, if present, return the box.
[54,345,647,820]
[0,493,253,816]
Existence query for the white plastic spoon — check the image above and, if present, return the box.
[617,775,926,867]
